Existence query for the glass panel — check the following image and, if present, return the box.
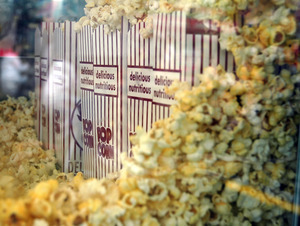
[0,0,84,100]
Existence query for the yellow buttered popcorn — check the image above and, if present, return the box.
[29,179,58,200]
[29,198,52,219]
[137,178,168,201]
[1,1,300,225]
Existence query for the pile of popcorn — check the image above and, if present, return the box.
[0,0,300,225]
[75,0,299,35]
[74,0,248,33]
[0,94,75,199]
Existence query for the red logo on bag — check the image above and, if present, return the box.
[54,109,60,134]
[42,104,46,127]
[83,119,94,149]
[186,18,219,35]
[70,101,83,150]
[97,126,114,159]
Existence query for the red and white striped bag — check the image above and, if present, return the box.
[79,12,235,179]
[38,21,83,173]
[40,25,50,150]
[80,25,95,178]
[52,25,65,170]
[152,11,235,120]
[127,21,154,157]
[62,21,83,174]
[40,22,59,151]
[34,28,41,141]
[91,18,129,179]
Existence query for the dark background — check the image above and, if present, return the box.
[0,0,85,100]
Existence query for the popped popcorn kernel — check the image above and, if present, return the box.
[1,0,300,225]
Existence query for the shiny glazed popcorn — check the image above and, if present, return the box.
[1,0,300,225]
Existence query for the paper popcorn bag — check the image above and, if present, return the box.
[152,12,235,121]
[52,25,65,170]
[127,21,154,157]
[185,18,235,86]
[34,28,41,140]
[80,25,95,178]
[152,12,186,122]
[78,12,236,179]
[91,18,129,179]
[40,26,50,149]
[40,22,58,150]
[38,21,83,173]
[63,21,83,173]
[48,22,59,151]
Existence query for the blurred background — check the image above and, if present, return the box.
[0,0,85,100]
[0,1,299,101]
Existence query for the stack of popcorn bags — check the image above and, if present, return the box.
[35,21,83,174]
[0,0,300,225]
[78,5,237,180]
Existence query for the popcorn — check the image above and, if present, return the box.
[243,208,263,222]
[281,14,297,35]
[219,161,243,179]
[250,66,267,81]
[265,162,285,180]
[237,192,261,210]
[1,1,300,225]
[123,155,148,176]
[137,178,168,201]
[219,30,245,52]
[29,180,58,200]
[121,190,148,208]
[33,219,49,226]
[29,198,52,218]
[188,103,214,124]
[85,0,96,8]
[186,146,205,161]
[212,194,232,215]
[50,186,77,215]
[242,26,258,45]
[222,185,239,203]
[147,197,170,217]
[271,0,285,6]
[140,15,154,38]
[141,216,160,226]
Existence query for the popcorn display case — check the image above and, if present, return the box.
[0,0,300,225]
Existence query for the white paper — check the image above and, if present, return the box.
[40,29,49,149]
[34,28,41,141]
[92,19,128,178]
[52,26,65,170]
[80,25,96,178]
[64,21,83,174]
